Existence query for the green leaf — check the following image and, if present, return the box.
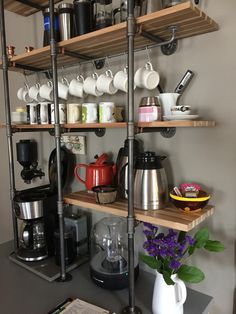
[178,231,186,244]
[139,254,161,270]
[177,265,205,283]
[204,240,225,252]
[188,245,195,256]
[163,270,175,285]
[194,227,209,248]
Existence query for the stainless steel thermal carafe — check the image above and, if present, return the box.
[58,3,74,41]
[134,152,168,210]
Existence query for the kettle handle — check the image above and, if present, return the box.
[74,164,87,185]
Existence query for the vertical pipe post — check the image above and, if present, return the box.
[49,0,69,281]
[122,1,141,313]
[0,0,18,251]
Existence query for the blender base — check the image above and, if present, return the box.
[121,306,142,314]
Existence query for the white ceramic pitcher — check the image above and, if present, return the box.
[152,271,187,314]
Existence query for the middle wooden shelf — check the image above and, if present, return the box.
[64,191,214,232]
[0,120,215,131]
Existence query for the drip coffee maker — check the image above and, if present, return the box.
[90,217,139,290]
[14,141,69,262]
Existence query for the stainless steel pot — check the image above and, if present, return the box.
[14,192,46,220]
[134,152,168,210]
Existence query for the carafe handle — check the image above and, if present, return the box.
[74,164,87,185]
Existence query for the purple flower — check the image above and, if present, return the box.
[169,259,181,270]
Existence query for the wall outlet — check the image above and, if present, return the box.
[61,135,86,155]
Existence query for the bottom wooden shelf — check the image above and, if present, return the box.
[64,191,214,232]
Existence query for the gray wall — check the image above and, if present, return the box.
[0,1,235,313]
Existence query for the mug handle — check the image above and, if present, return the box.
[74,164,87,185]
[62,77,69,86]
[77,75,84,82]
[92,72,98,80]
[106,69,113,78]
[146,61,153,71]
[173,277,187,307]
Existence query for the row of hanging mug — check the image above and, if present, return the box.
[17,62,160,102]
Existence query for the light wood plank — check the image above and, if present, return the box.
[137,120,216,128]
[1,2,218,73]
[63,190,214,232]
[4,0,62,17]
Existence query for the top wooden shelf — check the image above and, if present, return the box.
[64,191,214,232]
[3,2,218,73]
[4,0,62,17]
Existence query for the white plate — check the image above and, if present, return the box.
[163,114,199,121]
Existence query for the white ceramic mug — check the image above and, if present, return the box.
[58,77,69,100]
[29,103,38,124]
[38,102,50,124]
[84,73,103,97]
[96,70,118,95]
[29,83,45,102]
[19,84,33,103]
[82,103,98,123]
[158,93,180,118]
[67,103,81,123]
[51,103,66,124]
[99,102,116,123]
[113,67,130,93]
[134,62,160,90]
[39,81,53,101]
[17,86,26,101]
[69,75,86,98]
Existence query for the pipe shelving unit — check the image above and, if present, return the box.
[0,0,142,311]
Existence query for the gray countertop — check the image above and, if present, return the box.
[0,241,213,314]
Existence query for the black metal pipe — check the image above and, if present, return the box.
[123,0,141,313]
[49,0,66,281]
[0,0,18,251]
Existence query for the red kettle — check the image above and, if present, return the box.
[74,153,116,191]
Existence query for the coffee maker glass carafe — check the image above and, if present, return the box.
[18,219,48,261]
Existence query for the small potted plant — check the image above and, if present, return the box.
[140,223,224,314]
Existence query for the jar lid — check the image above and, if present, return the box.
[58,3,74,10]
[139,96,160,107]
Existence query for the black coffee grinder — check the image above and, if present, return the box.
[14,140,68,262]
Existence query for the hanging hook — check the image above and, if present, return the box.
[105,56,111,70]
[145,46,151,63]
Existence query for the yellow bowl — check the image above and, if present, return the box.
[169,190,210,212]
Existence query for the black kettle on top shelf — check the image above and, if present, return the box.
[116,139,141,199]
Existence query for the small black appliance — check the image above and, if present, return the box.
[90,217,139,290]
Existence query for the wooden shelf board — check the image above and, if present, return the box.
[0,121,215,130]
[2,2,218,73]
[137,120,216,128]
[4,0,62,17]
[0,122,126,130]
[64,191,215,232]
[64,122,126,129]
